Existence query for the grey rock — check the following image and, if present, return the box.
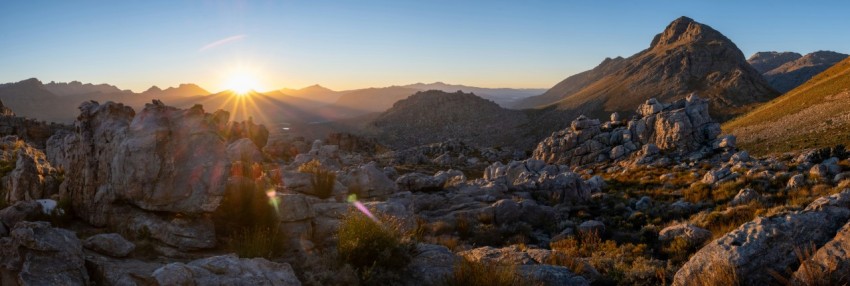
[0,221,89,285]
[658,223,711,246]
[152,254,301,286]
[578,220,605,235]
[83,233,135,258]
[404,244,459,286]
[730,188,760,206]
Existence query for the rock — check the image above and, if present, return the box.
[792,221,850,284]
[0,221,89,285]
[404,244,459,286]
[343,162,398,198]
[730,188,760,206]
[83,233,135,258]
[459,246,536,265]
[730,151,749,162]
[586,175,606,193]
[516,264,589,286]
[788,173,806,188]
[0,201,44,230]
[0,137,62,204]
[492,199,522,225]
[717,135,736,149]
[673,190,850,285]
[275,193,315,222]
[658,223,711,246]
[227,138,264,162]
[578,220,605,235]
[532,95,722,167]
[396,172,444,192]
[635,196,652,210]
[152,254,301,286]
[610,112,621,122]
[46,101,233,249]
[85,253,162,286]
[702,167,731,184]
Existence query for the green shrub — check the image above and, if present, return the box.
[299,159,336,199]
[337,210,414,283]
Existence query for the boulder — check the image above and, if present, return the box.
[0,221,89,285]
[45,101,234,249]
[83,233,135,258]
[343,162,398,198]
[404,244,459,286]
[730,188,760,206]
[673,190,850,285]
[578,220,605,235]
[152,254,301,286]
[658,223,711,246]
[516,265,589,286]
[0,137,61,204]
[396,172,444,192]
[792,221,850,284]
[788,174,806,188]
[492,199,522,225]
[227,138,264,163]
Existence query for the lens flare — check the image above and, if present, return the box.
[347,194,378,223]
[266,189,280,212]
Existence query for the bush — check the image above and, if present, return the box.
[228,226,286,259]
[337,210,414,283]
[213,165,283,258]
[299,159,336,199]
[443,258,532,286]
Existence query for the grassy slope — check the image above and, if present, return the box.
[723,57,850,155]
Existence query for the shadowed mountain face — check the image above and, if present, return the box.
[748,51,803,74]
[367,90,536,149]
[516,16,778,122]
[725,57,850,155]
[750,51,849,93]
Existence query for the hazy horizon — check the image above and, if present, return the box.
[2,0,849,93]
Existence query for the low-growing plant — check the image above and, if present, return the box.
[684,183,712,203]
[227,226,286,259]
[337,210,414,283]
[299,159,336,199]
[443,258,535,286]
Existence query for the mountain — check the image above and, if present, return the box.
[366,90,534,148]
[402,82,545,107]
[279,84,341,104]
[515,16,778,121]
[747,51,802,74]
[724,57,850,155]
[0,78,80,122]
[753,51,849,93]
[165,90,325,124]
[43,80,129,96]
[330,86,420,116]
[143,83,209,98]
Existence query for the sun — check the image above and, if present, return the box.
[224,72,260,95]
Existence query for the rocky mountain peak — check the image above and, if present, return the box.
[145,85,162,93]
[649,16,728,50]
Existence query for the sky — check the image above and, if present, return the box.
[1,0,849,93]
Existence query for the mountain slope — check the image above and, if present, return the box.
[519,16,778,122]
[279,84,341,104]
[748,52,802,74]
[367,90,533,148]
[403,82,545,107]
[758,51,848,93]
[514,57,627,109]
[724,57,850,155]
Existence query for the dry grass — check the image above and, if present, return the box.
[299,159,337,199]
[226,226,286,259]
[691,258,740,286]
[442,258,536,286]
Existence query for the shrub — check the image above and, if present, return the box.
[337,210,414,283]
[684,183,712,203]
[227,226,286,259]
[443,258,533,286]
[299,159,336,199]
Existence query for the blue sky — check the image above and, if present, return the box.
[1,1,848,92]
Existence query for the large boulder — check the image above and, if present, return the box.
[0,221,89,285]
[403,244,459,286]
[341,162,398,198]
[45,101,234,249]
[152,254,301,285]
[673,190,850,285]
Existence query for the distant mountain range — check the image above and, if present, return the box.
[725,56,850,155]
[516,16,778,122]
[748,51,848,93]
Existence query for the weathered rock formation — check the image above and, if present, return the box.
[46,100,234,249]
[532,94,726,167]
[0,221,90,285]
[0,136,62,204]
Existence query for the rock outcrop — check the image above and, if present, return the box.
[533,94,725,167]
[46,100,237,249]
[0,136,62,204]
[152,254,301,286]
[0,221,90,285]
[673,190,850,285]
